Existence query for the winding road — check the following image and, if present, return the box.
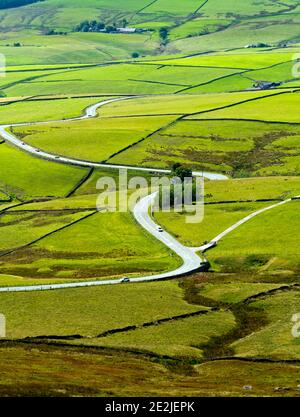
[191,198,293,253]
[0,96,227,180]
[0,96,293,292]
[0,192,204,292]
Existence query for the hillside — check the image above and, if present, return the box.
[0,0,299,400]
[0,0,299,65]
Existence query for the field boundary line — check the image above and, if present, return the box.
[0,210,99,259]
[134,0,159,15]
[128,78,190,87]
[104,116,179,162]
[0,339,299,366]
[175,70,246,93]
[6,208,97,214]
[242,282,300,305]
[0,199,51,216]
[186,117,300,125]
[65,167,94,198]
[191,198,293,252]
[192,0,209,15]
[96,307,217,338]
[182,90,290,119]
[17,308,217,342]
[203,356,300,365]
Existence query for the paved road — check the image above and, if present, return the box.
[190,198,292,252]
[0,193,203,292]
[0,96,294,293]
[0,96,228,181]
[0,96,226,292]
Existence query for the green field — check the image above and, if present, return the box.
[109,118,300,175]
[204,177,300,202]
[1,345,299,396]
[82,310,236,358]
[0,281,200,338]
[0,210,180,279]
[12,115,176,162]
[209,200,300,274]
[198,282,284,304]
[189,91,300,123]
[0,210,93,252]
[0,143,88,199]
[233,290,300,359]
[99,91,274,117]
[155,202,272,247]
[0,96,109,124]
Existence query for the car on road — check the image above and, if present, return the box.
[121,278,130,283]
[157,227,164,233]
[35,149,40,153]
[55,156,60,159]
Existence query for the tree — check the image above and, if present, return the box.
[90,20,97,28]
[82,24,90,32]
[159,27,169,44]
[172,162,181,171]
[106,25,116,33]
[131,52,139,58]
[171,163,192,182]
[96,22,105,31]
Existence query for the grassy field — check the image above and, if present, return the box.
[8,193,100,210]
[0,190,10,201]
[0,210,92,252]
[0,31,158,66]
[198,282,284,304]
[81,310,236,358]
[232,290,300,359]
[0,0,298,69]
[99,91,274,117]
[3,57,292,97]
[3,63,181,96]
[189,91,300,123]
[0,0,299,397]
[0,96,109,124]
[193,277,300,362]
[0,344,299,396]
[0,143,88,200]
[155,202,270,247]
[109,118,300,175]
[209,200,300,275]
[204,177,300,202]
[0,280,200,338]
[0,211,181,279]
[151,53,295,70]
[12,115,176,162]
[167,18,300,55]
[0,273,87,287]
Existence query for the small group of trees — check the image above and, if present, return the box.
[44,29,67,36]
[171,163,192,181]
[158,163,195,209]
[74,19,129,34]
[159,27,169,45]
[74,20,106,33]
